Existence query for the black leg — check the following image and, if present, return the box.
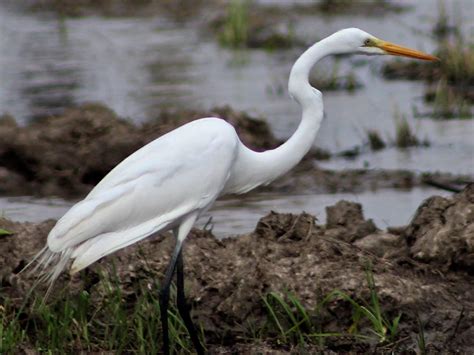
[159,241,182,355]
[176,250,205,355]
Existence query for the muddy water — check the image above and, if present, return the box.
[0,1,472,169]
[0,1,471,225]
[201,187,450,236]
[0,187,449,237]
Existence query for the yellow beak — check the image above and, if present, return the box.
[376,40,439,61]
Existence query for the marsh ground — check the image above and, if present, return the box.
[1,185,474,353]
[0,0,473,353]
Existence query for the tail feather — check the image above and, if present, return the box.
[19,246,74,302]
[24,205,190,298]
[70,216,171,273]
[48,185,132,252]
[19,245,49,275]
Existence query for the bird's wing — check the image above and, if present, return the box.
[47,118,239,254]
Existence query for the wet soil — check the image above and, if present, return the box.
[1,185,473,353]
[0,103,469,199]
[0,104,280,197]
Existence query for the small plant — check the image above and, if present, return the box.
[381,5,473,120]
[309,61,362,92]
[0,300,26,354]
[1,267,200,354]
[416,315,427,355]
[219,0,250,48]
[327,268,402,344]
[262,265,402,348]
[429,78,472,119]
[394,113,419,148]
[0,229,12,236]
[262,291,340,346]
[432,0,453,40]
[218,0,296,50]
[364,268,401,343]
[367,130,386,150]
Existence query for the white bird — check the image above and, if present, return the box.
[31,28,437,354]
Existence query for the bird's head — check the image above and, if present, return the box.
[329,28,438,61]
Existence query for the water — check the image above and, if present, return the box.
[0,187,449,237]
[0,196,73,222]
[0,1,471,226]
[0,0,472,172]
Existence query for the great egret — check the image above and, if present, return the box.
[30,28,436,354]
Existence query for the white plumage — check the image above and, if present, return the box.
[30,27,437,287]
[28,28,437,354]
[42,118,239,276]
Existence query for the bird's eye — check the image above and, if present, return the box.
[364,39,372,46]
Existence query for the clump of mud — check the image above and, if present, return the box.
[0,102,470,199]
[406,184,474,272]
[0,103,280,197]
[1,185,473,353]
[266,164,471,195]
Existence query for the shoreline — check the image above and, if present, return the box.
[1,185,473,353]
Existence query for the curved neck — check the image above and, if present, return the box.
[226,39,332,194]
[289,36,335,105]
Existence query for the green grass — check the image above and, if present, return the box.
[217,0,296,50]
[424,32,474,119]
[429,78,472,119]
[382,5,473,119]
[0,229,12,236]
[333,268,402,344]
[363,112,423,151]
[0,269,198,354]
[394,112,419,148]
[416,315,427,355]
[2,265,402,353]
[261,266,402,348]
[0,300,26,353]
[262,291,340,346]
[219,0,250,48]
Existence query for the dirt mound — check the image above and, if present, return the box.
[265,164,472,195]
[1,103,471,199]
[0,104,280,197]
[406,184,474,272]
[1,186,473,353]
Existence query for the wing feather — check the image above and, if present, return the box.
[46,118,239,260]
[70,204,194,273]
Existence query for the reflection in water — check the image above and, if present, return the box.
[0,188,449,238]
[0,4,196,122]
[200,188,450,236]
[19,18,78,119]
[0,7,80,121]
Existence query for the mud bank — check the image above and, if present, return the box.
[0,103,469,199]
[0,104,279,197]
[1,185,473,353]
